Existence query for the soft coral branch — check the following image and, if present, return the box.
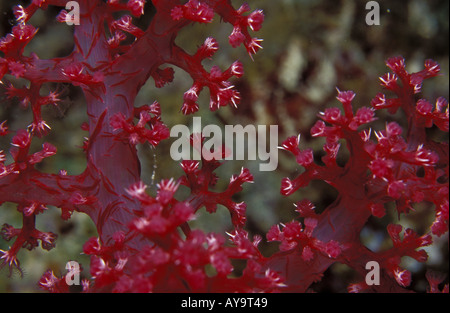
[267,57,448,292]
[116,0,263,114]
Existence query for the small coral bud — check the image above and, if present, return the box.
[90,256,114,285]
[324,241,341,258]
[379,73,398,90]
[229,26,246,48]
[303,217,317,236]
[83,237,102,255]
[424,59,440,77]
[280,177,294,196]
[336,89,356,105]
[147,101,162,116]
[230,202,247,226]
[189,0,214,23]
[371,93,387,108]
[348,283,366,293]
[301,245,314,261]
[41,142,56,157]
[266,224,281,242]
[56,10,69,23]
[110,112,128,131]
[412,249,429,263]
[22,202,47,216]
[294,199,316,218]
[386,56,406,74]
[311,120,326,137]
[170,6,184,20]
[112,231,125,246]
[38,231,57,251]
[0,249,22,276]
[350,107,375,130]
[196,37,219,59]
[13,24,37,41]
[13,5,28,24]
[156,178,179,205]
[245,37,263,56]
[387,224,403,246]
[210,83,241,110]
[69,192,96,205]
[111,15,144,37]
[415,145,438,165]
[282,221,302,241]
[11,129,31,148]
[237,167,254,183]
[180,160,200,174]
[360,129,372,142]
[393,267,411,287]
[176,0,214,23]
[210,251,233,276]
[107,31,127,48]
[247,10,264,32]
[0,121,9,136]
[62,63,84,79]
[387,180,406,199]
[320,107,342,124]
[279,134,301,154]
[385,122,403,137]
[1,224,18,242]
[38,270,61,292]
[182,85,201,115]
[435,97,448,112]
[28,120,51,138]
[125,181,148,201]
[230,61,244,78]
[209,66,223,80]
[431,216,448,237]
[369,158,393,178]
[152,67,175,88]
[412,191,425,203]
[171,202,195,225]
[237,3,251,14]
[127,0,145,17]
[409,74,423,94]
[416,99,433,115]
[419,234,433,247]
[296,149,314,167]
[370,203,386,218]
[8,60,26,78]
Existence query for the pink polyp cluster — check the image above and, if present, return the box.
[276,56,448,292]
